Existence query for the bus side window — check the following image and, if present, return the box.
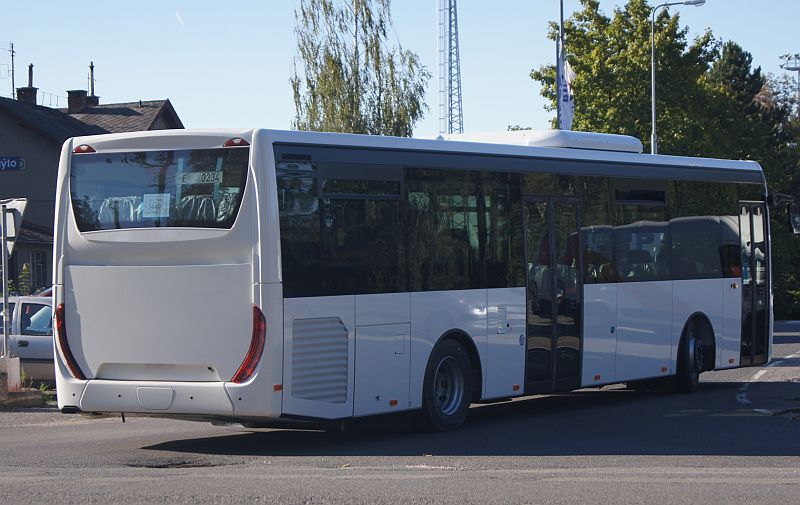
[614,225,669,282]
[582,227,616,283]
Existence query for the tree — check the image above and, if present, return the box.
[17,263,32,296]
[530,0,716,155]
[291,0,430,136]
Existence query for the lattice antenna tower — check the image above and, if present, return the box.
[437,0,464,134]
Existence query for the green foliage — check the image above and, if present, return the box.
[17,263,32,296]
[531,0,715,154]
[291,0,430,136]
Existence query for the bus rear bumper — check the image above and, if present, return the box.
[79,380,236,416]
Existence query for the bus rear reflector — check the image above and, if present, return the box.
[55,304,87,380]
[231,305,267,383]
[73,144,96,154]
[223,138,250,147]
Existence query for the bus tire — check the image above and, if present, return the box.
[421,339,473,431]
[675,319,703,393]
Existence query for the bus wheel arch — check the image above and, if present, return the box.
[420,331,482,431]
[436,330,483,403]
[675,313,716,392]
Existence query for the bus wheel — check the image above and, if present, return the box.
[422,339,472,431]
[675,319,703,393]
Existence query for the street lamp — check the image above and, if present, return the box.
[651,0,706,154]
[779,53,800,108]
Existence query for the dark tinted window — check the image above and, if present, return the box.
[319,194,405,295]
[582,226,616,283]
[277,161,322,297]
[614,222,670,282]
[613,179,667,206]
[277,161,405,296]
[406,169,483,291]
[70,148,249,231]
[670,217,722,279]
[483,172,525,288]
[720,215,742,277]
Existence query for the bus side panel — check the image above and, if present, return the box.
[224,282,284,419]
[672,279,725,372]
[615,281,672,382]
[485,287,526,399]
[409,290,487,410]
[254,130,282,286]
[353,293,411,416]
[581,283,617,387]
[282,296,355,419]
[721,278,742,369]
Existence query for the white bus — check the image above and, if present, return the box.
[53,128,779,430]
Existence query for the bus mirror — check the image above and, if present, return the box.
[788,202,800,234]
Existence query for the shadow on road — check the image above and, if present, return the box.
[145,379,800,458]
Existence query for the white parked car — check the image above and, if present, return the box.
[0,295,54,382]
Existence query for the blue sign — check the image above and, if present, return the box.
[0,157,25,171]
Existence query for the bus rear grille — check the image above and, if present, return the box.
[291,317,348,403]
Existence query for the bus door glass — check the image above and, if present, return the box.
[739,202,769,365]
[524,197,581,393]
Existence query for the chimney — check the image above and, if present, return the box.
[15,63,38,105]
[67,89,88,113]
[86,61,99,106]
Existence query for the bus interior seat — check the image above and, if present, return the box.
[624,249,653,279]
[178,195,216,222]
[97,196,143,226]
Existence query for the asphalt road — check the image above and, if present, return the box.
[1,324,799,504]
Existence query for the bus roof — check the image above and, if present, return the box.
[65,128,764,180]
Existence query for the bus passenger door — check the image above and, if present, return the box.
[739,202,769,366]
[523,197,582,393]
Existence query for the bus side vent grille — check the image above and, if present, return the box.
[291,317,349,403]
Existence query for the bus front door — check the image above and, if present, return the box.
[739,202,769,366]
[524,197,582,393]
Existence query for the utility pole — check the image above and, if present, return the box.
[437,0,464,134]
[4,43,15,98]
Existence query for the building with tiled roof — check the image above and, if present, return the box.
[60,96,183,133]
[0,70,184,293]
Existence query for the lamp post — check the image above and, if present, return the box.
[780,53,800,108]
[651,0,706,154]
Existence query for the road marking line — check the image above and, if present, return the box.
[735,350,800,412]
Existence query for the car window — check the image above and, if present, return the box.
[21,303,52,336]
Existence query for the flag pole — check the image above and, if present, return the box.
[556,0,564,129]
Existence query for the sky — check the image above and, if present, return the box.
[1,1,798,137]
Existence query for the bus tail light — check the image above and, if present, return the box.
[73,144,96,154]
[223,138,250,147]
[231,305,267,383]
[55,304,87,380]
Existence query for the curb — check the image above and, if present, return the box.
[0,389,45,408]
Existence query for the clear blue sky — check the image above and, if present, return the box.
[1,1,797,137]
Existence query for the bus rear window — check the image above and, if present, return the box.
[70,147,248,231]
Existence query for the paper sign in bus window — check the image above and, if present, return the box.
[180,172,223,185]
[142,193,171,218]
